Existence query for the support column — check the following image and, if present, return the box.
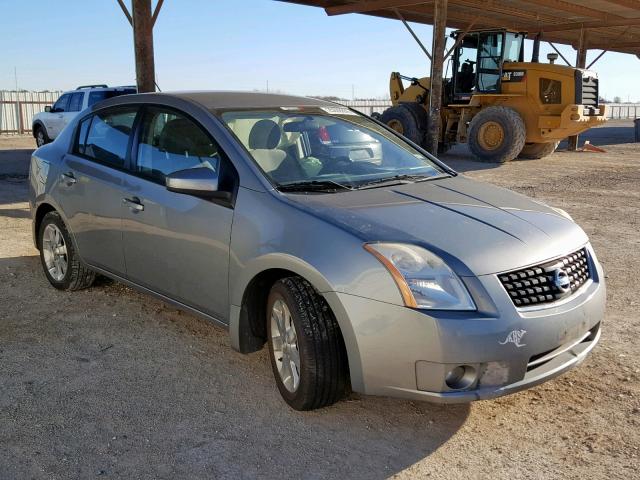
[427,0,447,154]
[568,29,587,151]
[132,0,156,93]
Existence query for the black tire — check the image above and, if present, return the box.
[34,125,50,148]
[468,106,526,163]
[518,141,559,159]
[370,111,382,120]
[38,211,96,291]
[266,277,348,410]
[380,103,429,147]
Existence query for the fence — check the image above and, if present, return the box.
[341,100,640,120]
[0,91,638,135]
[0,91,62,134]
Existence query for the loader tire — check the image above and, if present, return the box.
[518,141,559,159]
[380,103,428,147]
[468,106,526,163]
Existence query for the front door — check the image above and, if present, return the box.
[121,107,236,321]
[55,106,139,275]
[47,93,72,138]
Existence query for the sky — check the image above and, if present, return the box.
[1,0,639,101]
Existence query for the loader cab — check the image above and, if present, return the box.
[449,29,526,104]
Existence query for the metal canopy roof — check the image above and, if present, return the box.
[283,0,640,59]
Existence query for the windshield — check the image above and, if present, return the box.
[219,107,446,191]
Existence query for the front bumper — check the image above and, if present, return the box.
[324,247,605,403]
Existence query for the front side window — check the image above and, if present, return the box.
[220,108,445,190]
[52,94,71,113]
[454,35,479,94]
[68,92,84,112]
[77,108,137,168]
[135,109,220,182]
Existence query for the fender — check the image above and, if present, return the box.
[228,252,365,392]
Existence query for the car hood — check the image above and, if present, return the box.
[284,175,589,276]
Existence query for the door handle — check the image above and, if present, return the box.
[122,196,144,212]
[60,172,77,185]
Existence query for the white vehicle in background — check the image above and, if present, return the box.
[32,85,136,147]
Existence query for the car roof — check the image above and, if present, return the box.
[97,90,337,112]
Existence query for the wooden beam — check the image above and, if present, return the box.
[601,0,640,10]
[526,0,611,21]
[152,0,165,26]
[427,0,447,153]
[529,17,640,33]
[325,0,431,16]
[116,0,133,26]
[449,0,558,23]
[132,0,156,93]
[394,8,432,60]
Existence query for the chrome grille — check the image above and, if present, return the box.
[499,248,591,308]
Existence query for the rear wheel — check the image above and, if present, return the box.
[38,211,95,291]
[267,277,348,410]
[380,103,429,147]
[518,141,559,159]
[34,125,50,147]
[468,106,526,163]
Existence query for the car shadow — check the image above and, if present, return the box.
[0,252,471,479]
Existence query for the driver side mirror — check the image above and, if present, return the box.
[165,167,230,200]
[44,106,52,113]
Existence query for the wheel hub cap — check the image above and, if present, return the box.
[478,121,505,151]
[387,119,404,135]
[270,299,300,393]
[42,224,68,281]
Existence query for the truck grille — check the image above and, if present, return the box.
[575,71,599,107]
[498,248,591,308]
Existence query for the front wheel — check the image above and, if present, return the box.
[267,277,349,410]
[38,211,96,291]
[468,106,526,163]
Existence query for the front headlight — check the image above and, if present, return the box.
[364,243,476,310]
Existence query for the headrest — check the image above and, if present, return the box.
[248,119,281,150]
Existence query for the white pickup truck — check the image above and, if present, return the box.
[32,85,136,147]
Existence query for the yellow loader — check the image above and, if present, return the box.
[379,29,607,162]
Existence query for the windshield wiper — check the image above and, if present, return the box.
[356,174,438,189]
[277,179,354,193]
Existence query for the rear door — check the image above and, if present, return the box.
[55,106,139,275]
[121,106,237,320]
[62,91,85,130]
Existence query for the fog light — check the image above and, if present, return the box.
[445,365,476,390]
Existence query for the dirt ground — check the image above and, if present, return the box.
[0,124,639,479]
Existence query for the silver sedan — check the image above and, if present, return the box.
[29,91,605,410]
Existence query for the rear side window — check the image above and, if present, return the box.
[68,92,84,112]
[74,108,138,168]
[88,89,136,107]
